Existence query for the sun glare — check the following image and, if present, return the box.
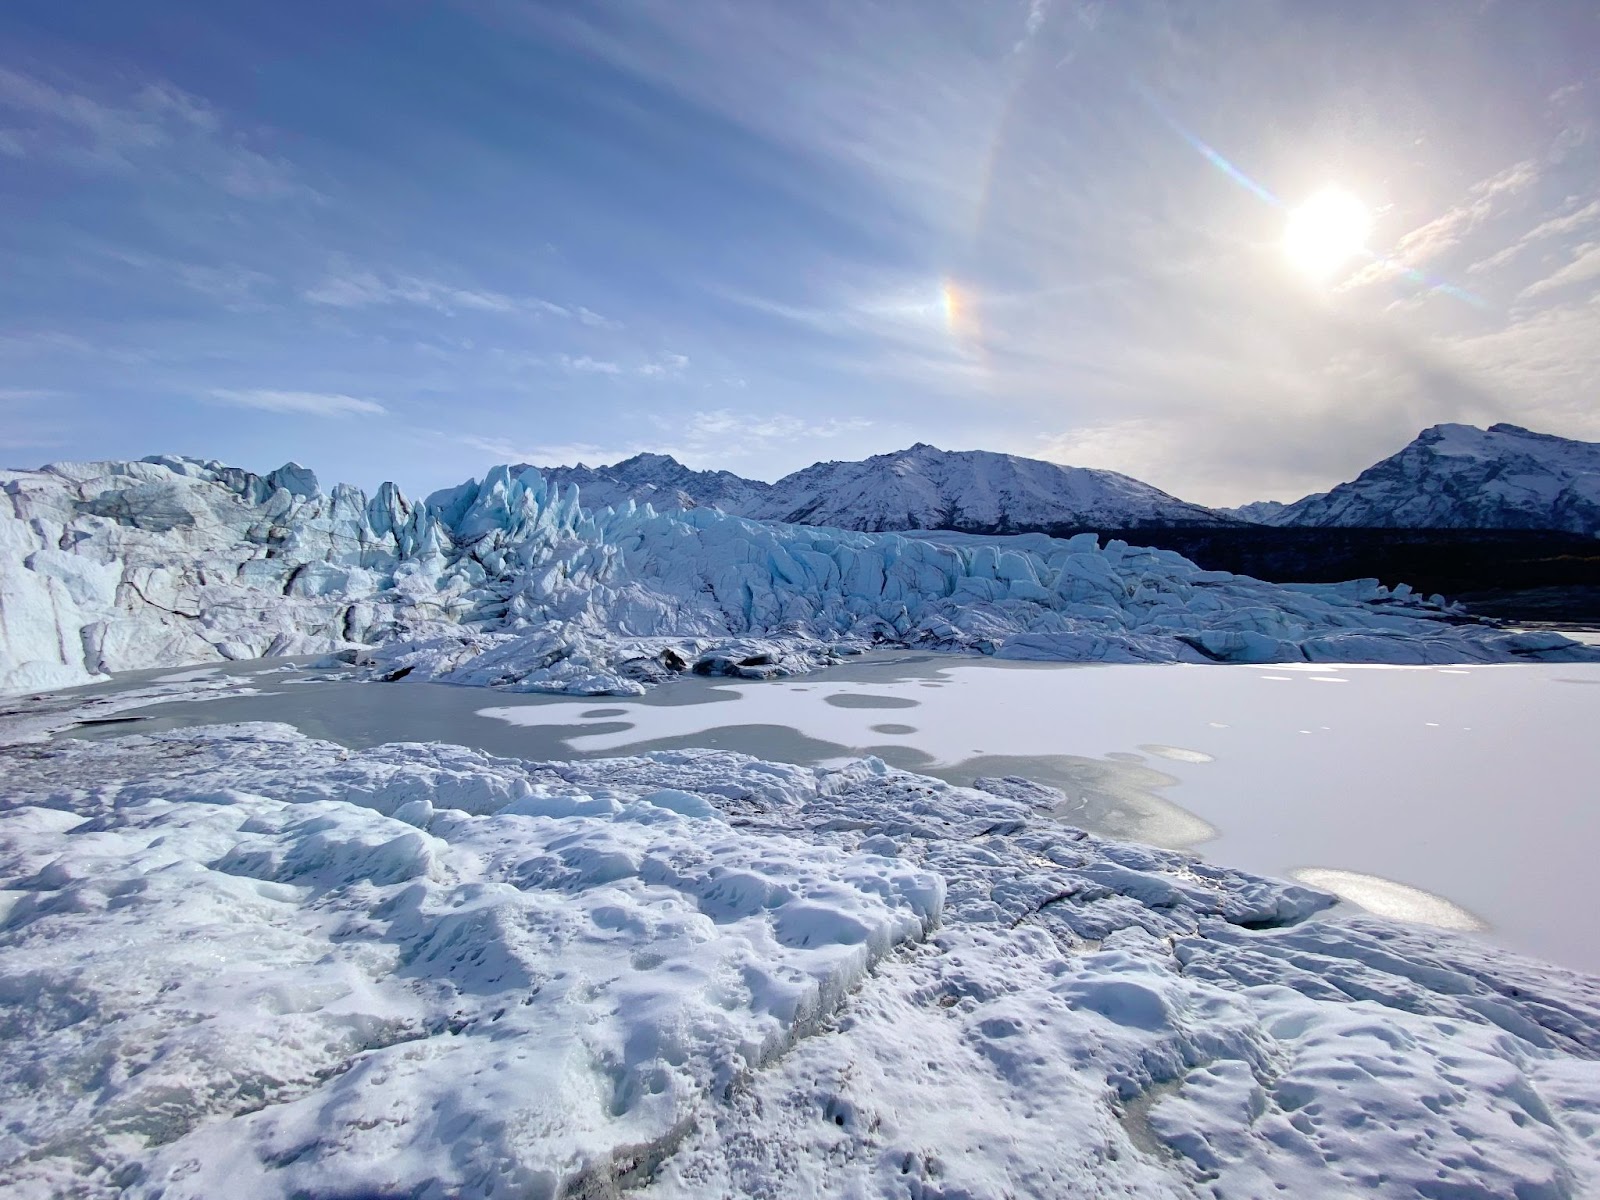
[1282,187,1372,279]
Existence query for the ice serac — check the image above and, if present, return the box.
[1238,423,1600,533]
[1,454,1595,695]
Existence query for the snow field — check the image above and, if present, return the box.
[3,725,1598,1197]
[0,726,938,1197]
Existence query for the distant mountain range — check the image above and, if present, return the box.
[532,443,1231,532]
[530,424,1600,537]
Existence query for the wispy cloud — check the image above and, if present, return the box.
[577,306,621,329]
[635,353,690,377]
[91,246,275,308]
[1342,160,1541,292]
[559,354,623,375]
[448,432,640,467]
[1516,242,1600,302]
[1013,0,1051,53]
[0,68,315,200]
[304,268,517,314]
[671,408,871,453]
[1469,200,1600,275]
[0,330,125,360]
[303,261,615,326]
[208,389,388,417]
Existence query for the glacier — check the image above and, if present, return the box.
[6,453,1600,1198]
[2,712,1598,1198]
[3,454,1594,696]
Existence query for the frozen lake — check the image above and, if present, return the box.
[57,653,1600,973]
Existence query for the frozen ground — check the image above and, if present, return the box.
[479,659,1600,974]
[4,719,1600,1199]
[52,655,1600,974]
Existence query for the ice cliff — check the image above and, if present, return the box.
[2,454,1592,695]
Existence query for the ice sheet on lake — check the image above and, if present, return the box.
[3,456,1593,696]
[3,724,1599,1198]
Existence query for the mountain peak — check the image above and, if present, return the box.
[613,451,684,469]
[1247,422,1600,533]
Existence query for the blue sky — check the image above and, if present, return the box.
[1,0,1597,504]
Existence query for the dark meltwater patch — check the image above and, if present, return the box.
[870,723,917,735]
[581,708,630,718]
[823,693,919,710]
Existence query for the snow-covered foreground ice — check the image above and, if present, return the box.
[63,655,1597,971]
[5,723,1600,1199]
[4,455,1595,697]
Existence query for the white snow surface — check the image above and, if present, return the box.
[3,724,1599,1198]
[3,454,1593,696]
[1240,423,1600,532]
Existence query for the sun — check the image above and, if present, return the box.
[1282,187,1372,279]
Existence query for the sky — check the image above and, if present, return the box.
[1,0,1597,506]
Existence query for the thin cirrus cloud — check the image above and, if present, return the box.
[557,353,689,377]
[0,67,313,200]
[302,264,618,327]
[208,389,388,417]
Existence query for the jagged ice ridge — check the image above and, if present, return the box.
[3,454,1594,696]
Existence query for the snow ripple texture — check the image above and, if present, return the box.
[1,727,1598,1197]
[3,454,1594,696]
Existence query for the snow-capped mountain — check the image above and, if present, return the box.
[1240,424,1600,533]
[531,452,773,515]
[1222,499,1289,523]
[746,443,1233,531]
[533,443,1234,532]
[5,454,1584,695]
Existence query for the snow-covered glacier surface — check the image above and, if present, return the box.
[3,720,1599,1198]
[3,455,1594,695]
